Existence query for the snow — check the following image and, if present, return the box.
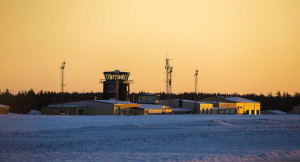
[262,110,288,115]
[94,100,136,105]
[0,104,9,108]
[27,110,41,115]
[212,107,225,110]
[0,114,300,161]
[224,97,259,103]
[138,104,170,109]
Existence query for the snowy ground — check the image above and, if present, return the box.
[0,114,300,162]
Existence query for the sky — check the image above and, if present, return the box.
[0,0,300,95]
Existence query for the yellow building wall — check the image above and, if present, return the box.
[199,103,213,114]
[163,107,172,113]
[147,109,163,114]
[0,108,9,114]
[237,103,260,115]
[114,103,140,115]
[255,103,261,115]
[218,102,260,115]
[199,104,213,110]
[244,103,254,114]
[236,103,244,114]
[219,103,236,109]
[218,103,238,114]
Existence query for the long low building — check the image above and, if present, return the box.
[42,100,171,115]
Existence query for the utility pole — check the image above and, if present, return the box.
[194,69,198,113]
[194,69,198,101]
[60,61,66,104]
[115,70,120,115]
[60,61,66,93]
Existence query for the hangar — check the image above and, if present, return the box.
[199,96,260,115]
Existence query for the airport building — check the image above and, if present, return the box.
[42,67,261,115]
[42,70,172,116]
[41,100,171,115]
[199,96,261,115]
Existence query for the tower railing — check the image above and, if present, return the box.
[99,79,134,84]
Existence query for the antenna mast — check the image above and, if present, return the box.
[194,69,198,101]
[115,70,119,104]
[194,69,198,113]
[60,61,66,93]
[165,54,173,107]
[115,70,120,115]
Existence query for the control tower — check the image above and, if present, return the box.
[99,70,134,101]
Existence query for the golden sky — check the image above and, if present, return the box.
[0,0,300,95]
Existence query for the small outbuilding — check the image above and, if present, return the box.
[289,106,300,114]
[0,104,10,114]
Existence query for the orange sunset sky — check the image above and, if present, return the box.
[0,0,300,95]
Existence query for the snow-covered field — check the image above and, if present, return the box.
[1,114,300,162]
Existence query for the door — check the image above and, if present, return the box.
[78,109,83,115]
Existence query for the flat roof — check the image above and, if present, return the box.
[212,107,225,110]
[138,104,170,110]
[224,97,259,103]
[0,104,9,108]
[94,100,137,105]
[46,105,87,108]
[140,94,160,96]
[103,70,130,75]
[173,99,213,104]
[262,110,287,115]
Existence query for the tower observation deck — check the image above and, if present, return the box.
[99,70,133,101]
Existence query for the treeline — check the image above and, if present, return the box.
[1,89,300,114]
[0,89,103,114]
